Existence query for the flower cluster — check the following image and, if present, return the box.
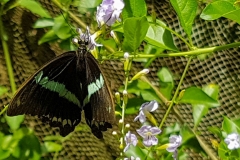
[124,100,182,159]
[96,0,124,27]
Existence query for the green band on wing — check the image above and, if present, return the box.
[35,71,81,107]
[83,74,104,106]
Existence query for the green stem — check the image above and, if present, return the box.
[195,134,218,160]
[0,105,8,116]
[120,58,132,155]
[159,56,193,129]
[0,6,16,94]
[140,76,168,104]
[102,41,240,60]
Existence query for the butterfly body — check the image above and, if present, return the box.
[7,31,115,139]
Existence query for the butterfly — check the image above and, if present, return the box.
[7,27,115,139]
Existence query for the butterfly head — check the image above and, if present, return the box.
[72,27,102,50]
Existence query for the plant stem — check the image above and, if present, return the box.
[102,41,240,60]
[120,58,132,155]
[159,56,193,129]
[140,76,168,104]
[0,6,16,94]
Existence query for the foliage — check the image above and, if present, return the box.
[0,0,240,159]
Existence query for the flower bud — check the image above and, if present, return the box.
[124,52,129,59]
[110,31,120,46]
[131,69,149,81]
[123,90,128,105]
[115,92,121,105]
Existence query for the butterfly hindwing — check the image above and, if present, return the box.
[7,51,83,136]
[83,51,115,138]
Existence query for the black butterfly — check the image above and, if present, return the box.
[7,28,115,139]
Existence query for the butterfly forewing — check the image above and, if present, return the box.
[7,51,83,136]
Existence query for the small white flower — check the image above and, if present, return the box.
[224,133,240,150]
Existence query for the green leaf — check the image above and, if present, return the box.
[201,1,235,20]
[180,125,195,144]
[38,29,59,45]
[19,0,51,18]
[53,16,72,40]
[179,87,220,107]
[208,126,222,138]
[163,123,181,135]
[59,38,77,51]
[33,18,54,28]
[141,89,161,102]
[5,114,24,130]
[218,141,229,159]
[43,142,63,153]
[170,0,197,37]
[202,84,219,101]
[0,86,8,96]
[200,1,240,24]
[157,68,174,100]
[145,17,178,51]
[192,104,209,128]
[1,135,13,150]
[13,127,30,139]
[122,0,132,20]
[0,133,11,159]
[129,0,147,17]
[191,84,220,128]
[0,149,11,159]
[18,134,41,160]
[122,16,149,52]
[222,116,240,134]
[122,0,147,20]
[223,9,240,25]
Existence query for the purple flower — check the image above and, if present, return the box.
[124,131,138,152]
[96,0,124,27]
[167,135,182,152]
[167,135,182,160]
[224,133,240,150]
[134,100,159,123]
[136,125,161,147]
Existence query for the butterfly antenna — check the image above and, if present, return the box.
[60,10,78,35]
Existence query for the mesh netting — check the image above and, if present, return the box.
[0,0,240,159]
